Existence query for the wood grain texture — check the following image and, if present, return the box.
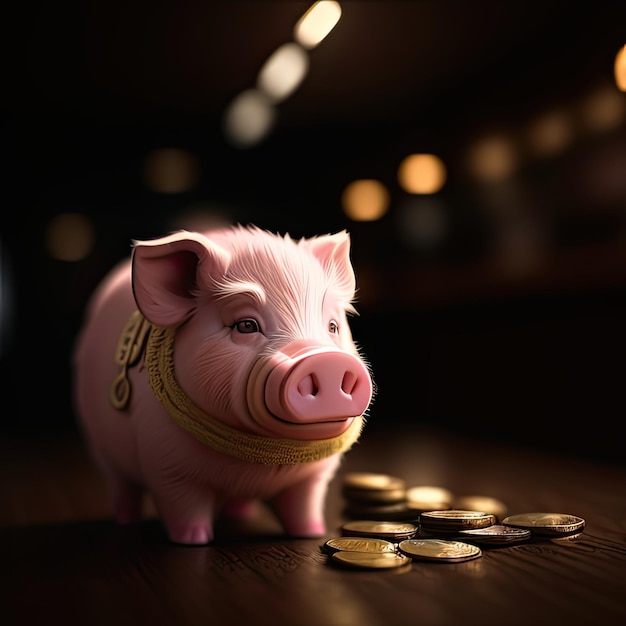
[1,426,625,626]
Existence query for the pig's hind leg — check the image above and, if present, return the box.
[95,452,144,525]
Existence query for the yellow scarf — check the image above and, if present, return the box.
[111,311,364,466]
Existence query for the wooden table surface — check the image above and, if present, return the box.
[2,425,625,626]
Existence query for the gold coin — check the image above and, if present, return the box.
[405,485,454,511]
[330,551,412,570]
[343,486,407,504]
[550,532,584,543]
[420,510,496,530]
[342,472,406,491]
[502,512,585,536]
[398,538,482,562]
[457,524,531,545]
[344,501,418,521]
[454,495,508,520]
[322,536,397,555]
[341,520,418,540]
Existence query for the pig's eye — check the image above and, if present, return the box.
[328,320,339,334]
[233,319,260,334]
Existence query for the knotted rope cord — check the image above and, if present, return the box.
[140,319,364,466]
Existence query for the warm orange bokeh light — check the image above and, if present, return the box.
[397,153,447,194]
[615,45,626,91]
[526,110,572,157]
[580,86,625,132]
[341,179,390,221]
[468,135,517,182]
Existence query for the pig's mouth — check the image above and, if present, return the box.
[268,412,355,438]
[273,414,350,426]
[251,400,359,441]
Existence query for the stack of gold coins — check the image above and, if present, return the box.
[341,472,411,520]
[321,526,414,571]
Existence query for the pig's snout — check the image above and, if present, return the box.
[247,344,372,432]
[266,349,372,422]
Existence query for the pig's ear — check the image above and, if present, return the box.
[306,231,356,300]
[131,230,231,327]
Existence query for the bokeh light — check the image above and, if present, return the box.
[143,148,200,193]
[615,45,626,92]
[526,109,572,157]
[341,179,390,221]
[294,1,342,49]
[257,42,309,103]
[397,153,447,194]
[223,89,277,148]
[467,134,517,182]
[579,86,625,133]
[45,212,95,262]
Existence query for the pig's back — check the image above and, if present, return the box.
[73,260,142,475]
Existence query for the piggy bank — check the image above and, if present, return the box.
[73,224,374,545]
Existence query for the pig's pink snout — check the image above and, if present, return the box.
[249,346,373,426]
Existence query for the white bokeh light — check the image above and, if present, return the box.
[223,89,277,148]
[294,1,342,49]
[257,42,309,103]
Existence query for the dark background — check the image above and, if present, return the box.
[2,1,625,463]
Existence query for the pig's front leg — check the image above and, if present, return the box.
[135,412,219,545]
[149,479,217,545]
[271,471,335,538]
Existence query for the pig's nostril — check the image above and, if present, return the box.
[298,374,319,397]
[342,371,357,396]
[298,371,361,399]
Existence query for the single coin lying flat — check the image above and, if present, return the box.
[457,524,531,545]
[330,551,412,570]
[398,538,482,563]
[502,512,585,536]
[341,520,418,541]
[322,536,397,555]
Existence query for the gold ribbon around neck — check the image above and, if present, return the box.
[111,311,364,466]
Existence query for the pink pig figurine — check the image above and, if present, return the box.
[73,224,374,545]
